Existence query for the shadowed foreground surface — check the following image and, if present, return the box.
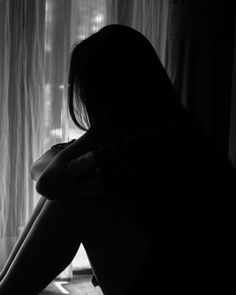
[40,274,103,295]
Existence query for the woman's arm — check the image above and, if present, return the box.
[31,149,63,182]
[36,129,100,199]
[31,140,76,182]
[35,128,148,201]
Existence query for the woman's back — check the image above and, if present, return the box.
[93,109,235,293]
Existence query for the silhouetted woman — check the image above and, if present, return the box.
[0,25,234,295]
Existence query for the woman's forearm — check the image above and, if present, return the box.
[35,130,97,198]
[30,149,62,182]
[31,139,78,182]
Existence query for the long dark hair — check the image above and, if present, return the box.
[68,24,184,132]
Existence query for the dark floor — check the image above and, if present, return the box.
[40,274,103,295]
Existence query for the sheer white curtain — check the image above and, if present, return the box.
[0,0,169,274]
[0,0,45,271]
[44,0,106,149]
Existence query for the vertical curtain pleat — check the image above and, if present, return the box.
[229,19,236,168]
[44,0,71,150]
[0,0,11,269]
[166,0,235,155]
[0,0,45,270]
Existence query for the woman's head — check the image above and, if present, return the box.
[68,24,181,132]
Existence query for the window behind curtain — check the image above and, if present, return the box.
[44,0,106,149]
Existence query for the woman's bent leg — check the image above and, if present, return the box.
[0,195,149,295]
[0,197,47,281]
[0,198,87,295]
[83,197,151,295]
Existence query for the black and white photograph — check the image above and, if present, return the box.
[0,1,235,294]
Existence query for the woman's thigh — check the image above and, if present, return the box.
[82,197,151,295]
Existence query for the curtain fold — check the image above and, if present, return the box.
[229,18,236,168]
[44,0,72,150]
[0,0,46,270]
[166,0,236,156]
